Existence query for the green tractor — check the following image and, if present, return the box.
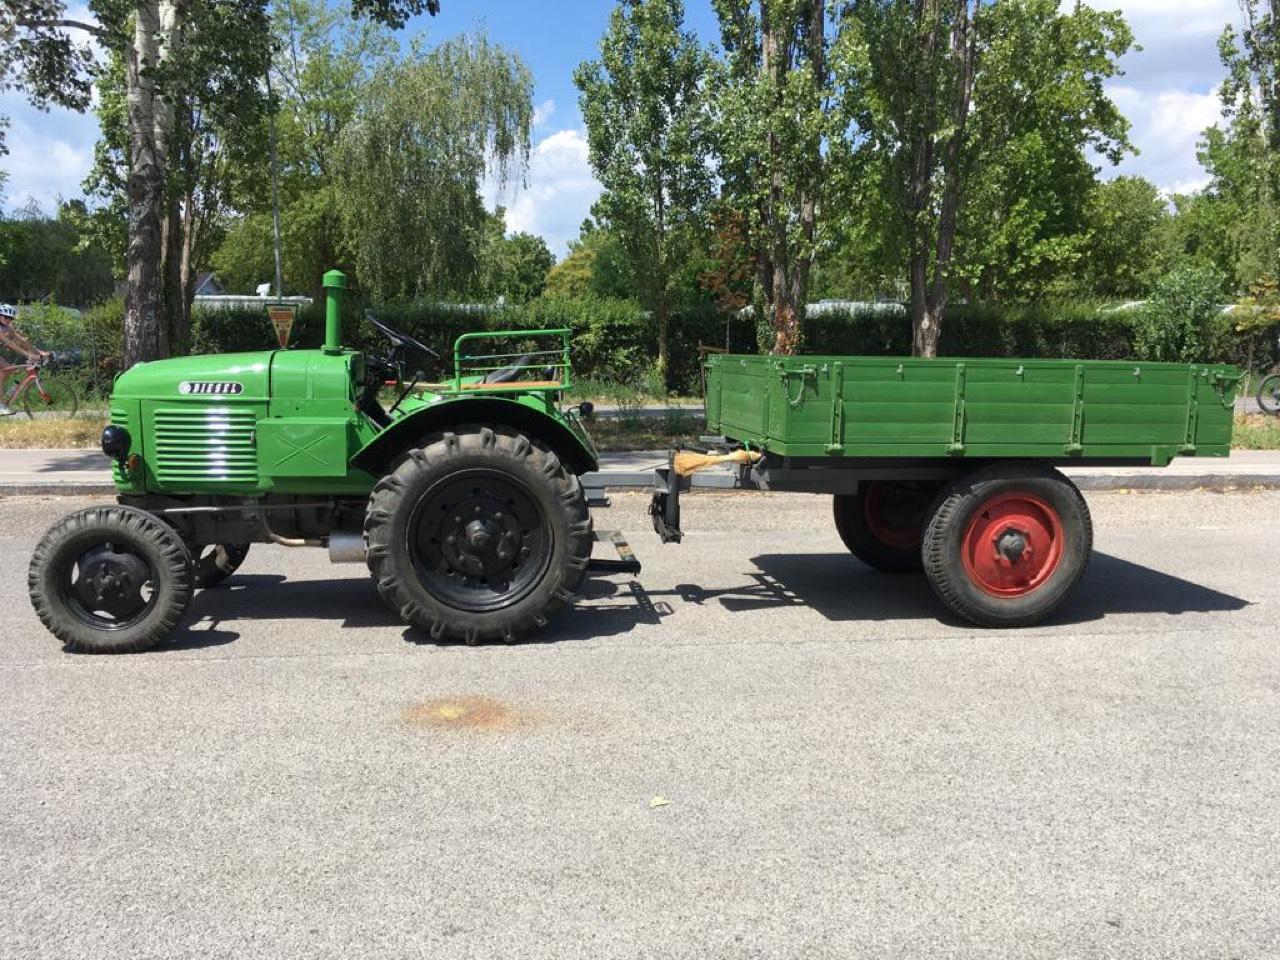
[28,271,624,653]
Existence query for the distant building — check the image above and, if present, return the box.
[193,273,312,312]
[193,273,226,297]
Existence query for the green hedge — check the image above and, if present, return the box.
[25,295,1280,402]
[190,298,752,394]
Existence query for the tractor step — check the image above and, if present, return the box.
[588,528,641,576]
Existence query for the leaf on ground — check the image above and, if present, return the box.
[650,795,671,808]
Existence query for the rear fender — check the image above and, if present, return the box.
[350,396,598,477]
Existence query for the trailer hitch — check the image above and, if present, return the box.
[649,462,684,544]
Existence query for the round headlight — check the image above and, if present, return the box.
[101,425,131,461]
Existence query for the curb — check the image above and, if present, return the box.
[4,473,1280,501]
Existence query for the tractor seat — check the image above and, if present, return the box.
[481,354,533,384]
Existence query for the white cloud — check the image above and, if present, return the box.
[1102,83,1223,193]
[490,128,600,259]
[532,99,556,128]
[1,109,96,213]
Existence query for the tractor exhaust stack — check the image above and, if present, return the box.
[322,269,346,355]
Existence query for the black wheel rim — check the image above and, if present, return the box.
[58,542,158,630]
[407,468,552,613]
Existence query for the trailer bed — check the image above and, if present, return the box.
[704,355,1241,465]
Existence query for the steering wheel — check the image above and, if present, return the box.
[365,312,438,363]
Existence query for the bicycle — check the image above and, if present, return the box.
[0,354,80,419]
[1258,335,1280,415]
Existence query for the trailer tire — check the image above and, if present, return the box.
[922,464,1092,628]
[832,481,935,574]
[28,505,194,653]
[364,426,592,644]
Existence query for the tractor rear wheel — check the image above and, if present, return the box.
[922,463,1092,628]
[193,543,251,588]
[28,505,194,653]
[364,426,592,644]
[833,480,936,574]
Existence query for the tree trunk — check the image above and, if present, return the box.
[123,1,165,369]
[122,0,183,369]
[909,0,976,359]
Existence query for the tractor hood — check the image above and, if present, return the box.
[113,352,275,401]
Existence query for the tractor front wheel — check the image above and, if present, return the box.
[922,463,1092,628]
[364,426,592,644]
[28,505,194,653]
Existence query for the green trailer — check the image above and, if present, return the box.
[651,352,1242,627]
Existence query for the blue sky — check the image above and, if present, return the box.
[0,0,1244,259]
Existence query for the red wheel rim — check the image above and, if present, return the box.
[961,491,1064,598]
[863,481,924,549]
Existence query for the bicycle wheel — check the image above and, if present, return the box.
[1259,373,1280,416]
[23,375,80,419]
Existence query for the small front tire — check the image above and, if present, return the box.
[28,505,194,653]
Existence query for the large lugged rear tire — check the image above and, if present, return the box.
[28,505,195,653]
[833,480,936,574]
[922,463,1092,628]
[364,426,592,644]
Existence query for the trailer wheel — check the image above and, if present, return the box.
[193,543,251,588]
[922,464,1092,628]
[832,481,935,573]
[364,426,592,644]
[28,505,194,653]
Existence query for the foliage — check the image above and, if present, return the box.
[833,0,1133,352]
[0,204,114,305]
[543,220,637,300]
[575,0,715,380]
[1072,177,1170,300]
[1132,265,1231,363]
[334,34,532,302]
[711,0,833,353]
[482,229,555,304]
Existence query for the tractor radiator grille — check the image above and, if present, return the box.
[152,406,258,485]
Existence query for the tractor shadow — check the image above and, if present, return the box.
[169,574,402,649]
[162,551,1241,650]
[170,572,671,650]
[682,551,1250,628]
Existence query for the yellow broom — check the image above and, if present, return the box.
[672,448,762,478]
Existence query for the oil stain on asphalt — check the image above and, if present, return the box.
[402,696,533,731]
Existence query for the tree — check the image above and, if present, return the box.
[1074,177,1169,300]
[575,0,714,381]
[1194,1,1280,293]
[334,34,532,301]
[712,0,832,354]
[543,219,637,300]
[483,228,555,303]
[211,0,397,299]
[951,0,1133,302]
[833,0,1131,352]
[0,0,442,367]
[0,202,114,304]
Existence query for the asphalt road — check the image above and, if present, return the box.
[2,490,1278,959]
